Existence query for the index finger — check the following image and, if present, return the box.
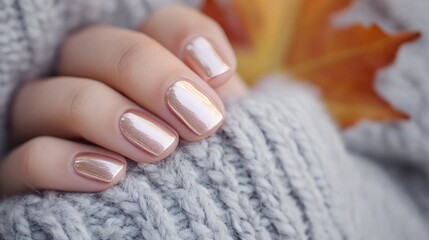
[141,5,237,88]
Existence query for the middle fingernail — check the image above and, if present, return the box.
[119,110,177,156]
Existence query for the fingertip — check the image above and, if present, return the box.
[182,35,236,88]
[215,73,249,100]
[140,5,237,89]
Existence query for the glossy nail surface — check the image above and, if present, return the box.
[185,37,230,80]
[166,80,223,135]
[119,110,177,156]
[73,153,124,183]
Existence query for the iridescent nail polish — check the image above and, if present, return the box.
[119,110,177,156]
[166,80,223,135]
[185,37,230,81]
[73,153,125,183]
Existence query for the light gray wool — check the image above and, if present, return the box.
[1,0,429,239]
[0,79,428,240]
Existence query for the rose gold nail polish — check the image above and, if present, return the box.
[119,110,177,156]
[73,153,124,183]
[185,36,230,81]
[166,80,224,135]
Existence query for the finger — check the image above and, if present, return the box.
[141,5,236,88]
[0,137,126,196]
[216,73,248,100]
[11,77,178,163]
[58,25,224,141]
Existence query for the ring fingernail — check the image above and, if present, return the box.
[73,153,124,183]
[119,110,177,156]
[185,37,230,80]
[166,80,224,136]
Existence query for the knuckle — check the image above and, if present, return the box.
[24,137,52,160]
[21,137,53,185]
[115,41,147,80]
[115,38,162,83]
[65,80,106,124]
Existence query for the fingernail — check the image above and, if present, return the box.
[73,153,124,183]
[119,110,177,156]
[185,37,230,81]
[166,80,223,135]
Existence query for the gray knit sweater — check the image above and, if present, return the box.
[1,0,429,239]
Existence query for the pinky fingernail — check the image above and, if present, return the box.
[73,153,125,183]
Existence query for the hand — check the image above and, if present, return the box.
[0,6,247,196]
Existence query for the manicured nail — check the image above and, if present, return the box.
[119,110,177,156]
[73,153,124,183]
[185,37,230,81]
[166,80,223,135]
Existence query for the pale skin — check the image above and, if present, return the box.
[0,6,247,196]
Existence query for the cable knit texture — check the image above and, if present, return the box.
[1,0,429,239]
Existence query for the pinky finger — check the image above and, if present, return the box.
[0,137,126,196]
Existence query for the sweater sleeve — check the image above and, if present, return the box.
[0,0,200,156]
[0,78,428,240]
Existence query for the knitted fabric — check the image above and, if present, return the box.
[1,0,429,239]
[0,79,427,239]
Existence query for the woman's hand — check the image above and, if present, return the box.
[0,6,247,196]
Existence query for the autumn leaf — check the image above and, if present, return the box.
[202,0,420,128]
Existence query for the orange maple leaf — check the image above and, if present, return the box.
[203,0,420,128]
